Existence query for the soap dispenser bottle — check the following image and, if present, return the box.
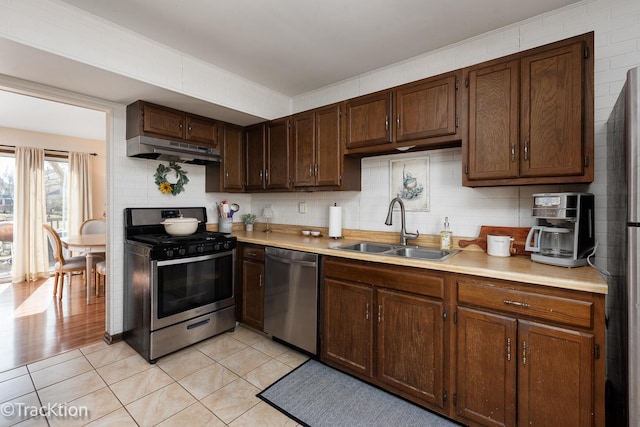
[440,217,452,252]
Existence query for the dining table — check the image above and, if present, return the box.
[61,233,106,304]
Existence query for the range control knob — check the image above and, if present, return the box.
[165,249,174,258]
[223,241,230,250]
[196,245,204,253]
[178,248,186,256]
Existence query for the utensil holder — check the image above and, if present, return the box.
[218,217,233,233]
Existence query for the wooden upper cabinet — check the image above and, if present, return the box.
[266,118,291,190]
[245,123,266,191]
[394,72,459,144]
[466,59,520,181]
[345,91,393,149]
[127,100,219,148]
[292,111,316,188]
[292,104,343,189]
[463,32,594,187]
[520,42,584,178]
[221,124,243,191]
[185,116,219,148]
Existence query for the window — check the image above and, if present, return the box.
[0,153,70,280]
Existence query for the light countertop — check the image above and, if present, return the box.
[231,230,608,295]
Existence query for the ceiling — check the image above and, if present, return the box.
[0,0,583,139]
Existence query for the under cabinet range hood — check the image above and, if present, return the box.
[126,135,221,165]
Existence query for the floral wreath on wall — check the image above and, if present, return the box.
[154,162,189,195]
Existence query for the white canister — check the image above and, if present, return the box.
[487,235,514,257]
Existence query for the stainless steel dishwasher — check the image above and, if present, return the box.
[264,247,319,355]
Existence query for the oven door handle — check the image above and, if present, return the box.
[156,251,233,266]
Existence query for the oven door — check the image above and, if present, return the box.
[150,250,235,331]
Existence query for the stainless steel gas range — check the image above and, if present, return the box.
[123,207,237,362]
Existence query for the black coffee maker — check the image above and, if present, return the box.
[525,192,595,267]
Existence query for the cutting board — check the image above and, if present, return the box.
[458,226,532,256]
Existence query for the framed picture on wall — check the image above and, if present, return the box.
[389,156,430,211]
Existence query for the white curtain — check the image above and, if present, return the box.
[68,152,93,236]
[12,147,49,283]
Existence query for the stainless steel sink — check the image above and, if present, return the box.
[334,242,459,261]
[385,247,459,261]
[335,242,396,253]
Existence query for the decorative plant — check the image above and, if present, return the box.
[154,162,189,196]
[241,213,257,225]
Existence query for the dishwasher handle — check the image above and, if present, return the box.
[265,253,318,268]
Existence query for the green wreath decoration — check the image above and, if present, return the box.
[154,162,189,196]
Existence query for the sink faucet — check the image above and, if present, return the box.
[385,197,419,246]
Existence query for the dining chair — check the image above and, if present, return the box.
[79,218,106,235]
[43,224,98,300]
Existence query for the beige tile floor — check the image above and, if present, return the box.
[0,325,308,426]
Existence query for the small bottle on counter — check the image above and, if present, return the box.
[440,217,453,252]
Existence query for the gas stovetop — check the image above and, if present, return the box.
[124,207,237,260]
[131,231,232,245]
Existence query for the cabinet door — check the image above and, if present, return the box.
[520,41,584,178]
[322,278,374,377]
[315,105,342,187]
[376,289,445,408]
[222,124,243,191]
[242,259,264,331]
[266,118,291,190]
[345,91,392,149]
[292,111,315,188]
[142,104,184,139]
[185,116,218,147]
[517,321,594,427]
[395,74,458,143]
[456,307,517,427]
[245,124,266,191]
[466,59,519,181]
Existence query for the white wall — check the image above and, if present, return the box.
[2,0,640,335]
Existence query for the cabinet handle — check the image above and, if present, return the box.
[265,169,269,181]
[314,164,318,177]
[385,115,389,131]
[397,114,400,129]
[365,303,370,320]
[188,125,192,134]
[503,300,530,308]
[378,305,382,323]
[309,164,313,177]
[522,341,527,365]
[511,143,515,162]
[259,170,263,181]
[507,337,512,362]
[259,273,262,288]
[225,171,229,181]
[524,138,529,160]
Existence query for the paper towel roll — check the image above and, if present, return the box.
[328,205,342,238]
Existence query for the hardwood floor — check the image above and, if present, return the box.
[0,273,105,373]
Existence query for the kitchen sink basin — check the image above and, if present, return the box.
[335,242,396,253]
[334,242,459,261]
[385,247,459,261]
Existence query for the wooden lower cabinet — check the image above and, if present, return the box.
[456,308,517,427]
[240,244,264,331]
[322,278,373,377]
[455,275,603,427]
[320,258,605,427]
[322,257,447,411]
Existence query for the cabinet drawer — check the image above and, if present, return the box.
[324,257,444,299]
[457,279,593,329]
[242,245,264,261]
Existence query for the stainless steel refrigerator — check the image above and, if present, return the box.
[606,66,640,427]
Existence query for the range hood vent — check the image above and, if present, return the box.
[126,135,221,165]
